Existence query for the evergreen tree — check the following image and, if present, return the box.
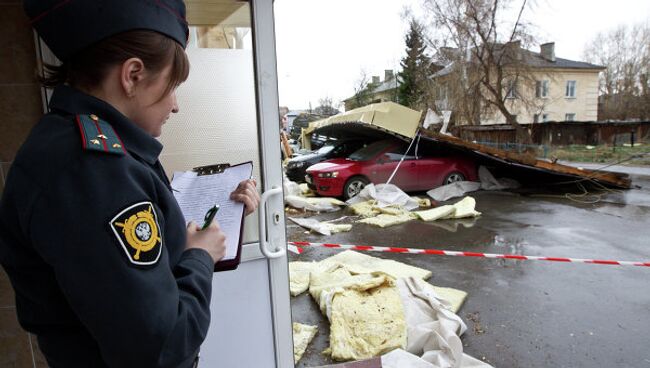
[398,20,432,110]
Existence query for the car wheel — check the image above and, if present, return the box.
[443,172,465,185]
[343,176,369,200]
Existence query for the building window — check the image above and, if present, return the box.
[506,80,517,99]
[536,80,549,98]
[565,113,576,121]
[542,113,549,122]
[565,80,576,98]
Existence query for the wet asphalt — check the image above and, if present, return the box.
[287,166,650,368]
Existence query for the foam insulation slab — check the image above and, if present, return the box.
[320,250,432,280]
[349,201,380,217]
[293,322,318,363]
[328,282,407,361]
[413,205,455,221]
[309,265,387,311]
[289,261,319,296]
[357,212,415,228]
[444,196,481,219]
[431,285,468,314]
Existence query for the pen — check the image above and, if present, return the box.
[201,205,219,230]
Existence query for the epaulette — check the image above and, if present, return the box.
[75,114,126,155]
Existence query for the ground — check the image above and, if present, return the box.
[287,164,650,368]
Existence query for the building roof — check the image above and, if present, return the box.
[343,77,399,103]
[374,77,399,93]
[524,51,604,70]
[433,44,604,78]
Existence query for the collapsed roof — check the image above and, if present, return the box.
[303,102,631,189]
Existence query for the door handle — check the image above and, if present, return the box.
[258,186,285,258]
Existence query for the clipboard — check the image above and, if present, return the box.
[171,161,253,272]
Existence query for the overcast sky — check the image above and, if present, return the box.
[273,0,650,111]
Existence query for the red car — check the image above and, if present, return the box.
[305,139,478,199]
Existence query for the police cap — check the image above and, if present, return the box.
[24,0,189,61]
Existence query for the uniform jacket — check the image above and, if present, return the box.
[0,85,214,368]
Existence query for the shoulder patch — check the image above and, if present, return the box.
[75,114,126,155]
[110,202,163,266]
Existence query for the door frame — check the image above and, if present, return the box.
[250,0,294,366]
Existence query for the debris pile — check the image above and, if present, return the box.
[285,178,483,235]
[289,251,492,367]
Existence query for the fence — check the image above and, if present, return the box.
[471,140,648,164]
[473,141,550,158]
[450,121,650,147]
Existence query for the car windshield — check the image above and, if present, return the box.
[316,145,335,155]
[348,141,394,161]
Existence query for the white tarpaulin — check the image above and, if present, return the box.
[427,182,481,202]
[347,183,420,211]
[426,167,520,202]
[478,166,520,191]
[288,217,352,236]
[385,278,493,368]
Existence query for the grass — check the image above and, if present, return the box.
[546,143,650,166]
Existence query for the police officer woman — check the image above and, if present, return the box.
[0,1,260,367]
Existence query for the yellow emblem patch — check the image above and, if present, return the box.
[110,202,162,265]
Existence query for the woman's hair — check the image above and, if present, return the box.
[40,30,189,99]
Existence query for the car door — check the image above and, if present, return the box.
[369,142,418,190]
[417,156,450,190]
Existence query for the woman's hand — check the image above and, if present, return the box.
[230,179,260,216]
[185,221,226,264]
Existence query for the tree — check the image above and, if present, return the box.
[423,0,540,144]
[398,19,434,111]
[347,70,378,110]
[583,22,650,121]
[314,96,340,116]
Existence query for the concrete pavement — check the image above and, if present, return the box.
[287,168,650,367]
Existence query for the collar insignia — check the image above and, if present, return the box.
[110,202,162,266]
[75,114,126,155]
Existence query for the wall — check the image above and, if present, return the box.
[540,70,600,123]
[479,69,601,125]
[0,1,48,367]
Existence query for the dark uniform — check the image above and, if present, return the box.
[0,85,213,367]
[0,1,214,367]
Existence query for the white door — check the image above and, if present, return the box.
[158,1,293,367]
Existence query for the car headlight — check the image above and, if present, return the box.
[295,161,306,167]
[318,171,338,178]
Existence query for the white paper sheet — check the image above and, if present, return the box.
[171,162,252,260]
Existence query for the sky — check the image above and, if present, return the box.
[273,0,650,111]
